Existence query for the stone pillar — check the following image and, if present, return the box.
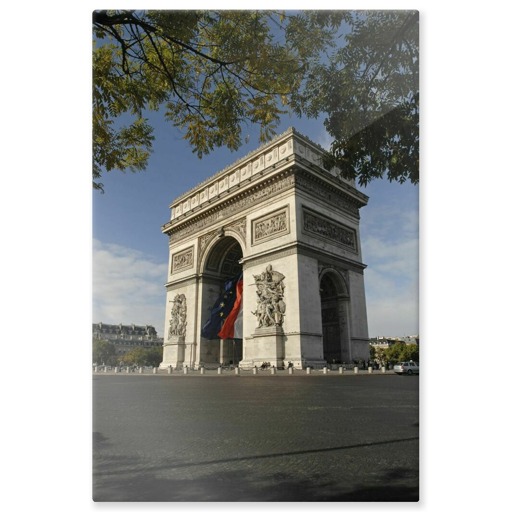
[160,335,185,369]
[242,326,285,369]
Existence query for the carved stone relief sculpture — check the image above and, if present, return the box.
[167,293,187,339]
[252,265,286,328]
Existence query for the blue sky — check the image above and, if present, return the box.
[93,111,419,338]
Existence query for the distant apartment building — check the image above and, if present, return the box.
[93,322,163,357]
[369,335,419,349]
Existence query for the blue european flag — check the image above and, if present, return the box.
[201,274,241,339]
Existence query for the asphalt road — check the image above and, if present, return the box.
[93,373,419,502]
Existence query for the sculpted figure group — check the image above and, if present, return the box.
[168,293,187,339]
[252,264,286,328]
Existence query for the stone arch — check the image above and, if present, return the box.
[199,227,245,276]
[319,269,351,364]
[198,235,244,367]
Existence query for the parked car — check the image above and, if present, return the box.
[393,361,419,375]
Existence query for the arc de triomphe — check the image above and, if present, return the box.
[160,128,369,370]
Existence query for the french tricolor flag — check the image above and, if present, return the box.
[218,275,243,340]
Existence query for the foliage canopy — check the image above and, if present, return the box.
[93,10,418,191]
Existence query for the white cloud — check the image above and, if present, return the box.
[93,239,168,336]
[361,203,419,338]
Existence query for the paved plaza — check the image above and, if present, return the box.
[93,371,419,502]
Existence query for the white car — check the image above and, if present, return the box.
[393,361,419,375]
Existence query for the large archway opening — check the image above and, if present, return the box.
[200,236,243,367]
[320,272,350,364]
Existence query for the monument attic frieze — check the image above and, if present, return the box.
[162,128,368,244]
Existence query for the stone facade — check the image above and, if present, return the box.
[160,127,370,370]
[93,323,163,357]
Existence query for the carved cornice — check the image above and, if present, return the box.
[294,167,366,218]
[165,128,365,225]
[170,127,297,205]
[166,170,295,243]
[242,241,366,274]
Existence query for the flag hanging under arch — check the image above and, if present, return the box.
[218,275,243,340]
